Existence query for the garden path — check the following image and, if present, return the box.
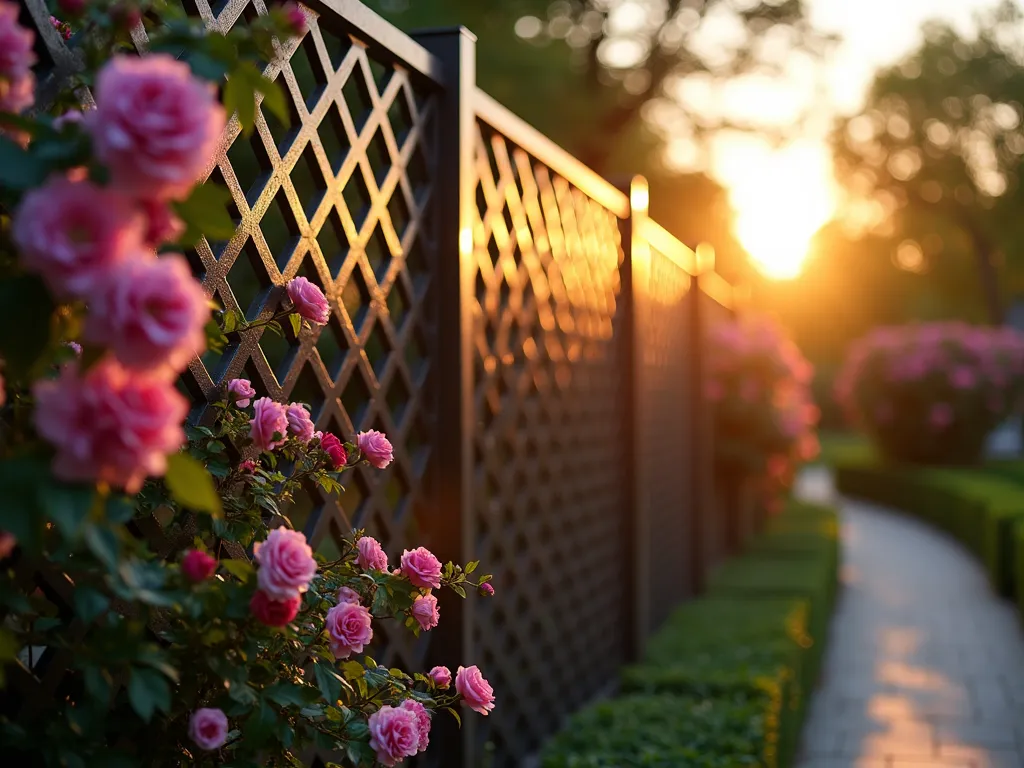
[793,467,1024,768]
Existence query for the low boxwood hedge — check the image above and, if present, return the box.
[540,501,838,768]
[834,463,1024,598]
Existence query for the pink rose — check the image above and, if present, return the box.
[181,549,217,582]
[429,666,451,689]
[456,665,495,716]
[250,589,300,627]
[357,430,394,469]
[368,705,421,766]
[84,254,208,375]
[249,397,288,451]
[239,459,257,473]
[13,175,145,298]
[478,582,494,597]
[285,403,315,444]
[337,586,361,604]
[33,360,187,493]
[50,15,72,40]
[139,198,185,248]
[89,54,226,200]
[53,109,85,130]
[357,536,388,571]
[279,2,307,35]
[400,547,442,589]
[0,2,36,114]
[188,708,228,751]
[65,341,83,357]
[0,531,16,561]
[400,699,431,753]
[228,378,255,408]
[410,593,439,631]
[286,276,330,325]
[320,432,348,468]
[253,527,317,601]
[324,601,373,659]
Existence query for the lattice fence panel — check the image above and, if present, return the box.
[468,120,628,766]
[8,3,441,761]
[636,247,693,632]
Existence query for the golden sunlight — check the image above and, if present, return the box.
[718,140,836,280]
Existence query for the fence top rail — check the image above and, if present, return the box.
[701,270,735,310]
[638,217,698,276]
[474,88,630,219]
[301,0,444,84]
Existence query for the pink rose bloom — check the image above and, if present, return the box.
[401,547,442,589]
[139,198,185,248]
[65,341,83,357]
[188,708,228,751]
[410,593,439,631]
[13,175,145,298]
[0,531,16,561]
[320,432,348,468]
[33,360,187,493]
[279,2,307,35]
[478,582,494,597]
[53,109,85,130]
[357,536,388,572]
[337,586,361,604]
[250,589,300,627]
[357,430,394,469]
[400,699,431,753]
[84,254,208,375]
[182,549,217,582]
[253,527,317,601]
[89,54,226,200]
[429,666,451,689]
[286,276,330,325]
[950,366,976,390]
[0,2,36,114]
[239,459,257,473]
[324,601,373,659]
[368,705,421,766]
[228,378,255,408]
[50,15,72,40]
[250,397,288,451]
[285,403,315,444]
[0,370,5,408]
[456,665,495,716]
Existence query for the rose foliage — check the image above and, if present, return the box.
[835,322,1024,464]
[0,2,494,766]
[705,315,819,506]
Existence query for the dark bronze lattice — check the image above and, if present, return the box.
[467,119,628,766]
[634,241,695,633]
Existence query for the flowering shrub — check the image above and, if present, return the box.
[835,322,1024,464]
[0,2,494,765]
[705,316,819,504]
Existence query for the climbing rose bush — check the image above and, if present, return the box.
[835,322,1024,464]
[0,2,494,765]
[706,315,819,505]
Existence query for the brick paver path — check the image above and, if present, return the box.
[794,467,1024,768]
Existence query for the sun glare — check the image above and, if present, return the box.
[716,140,836,280]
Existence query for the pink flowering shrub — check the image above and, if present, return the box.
[835,322,1024,464]
[0,3,495,766]
[706,315,819,502]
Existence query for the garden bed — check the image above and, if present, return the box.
[540,501,838,768]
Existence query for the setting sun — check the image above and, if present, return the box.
[715,140,837,280]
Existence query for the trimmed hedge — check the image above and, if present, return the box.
[541,501,838,768]
[834,463,1024,599]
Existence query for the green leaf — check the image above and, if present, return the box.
[127,668,171,723]
[72,587,109,624]
[345,719,370,740]
[289,313,302,337]
[264,681,320,708]
[449,583,467,599]
[165,453,223,517]
[84,525,121,572]
[0,135,49,190]
[0,457,48,552]
[172,182,237,245]
[224,62,263,136]
[445,707,462,728]
[220,558,254,582]
[41,485,94,539]
[255,75,290,127]
[465,560,479,574]
[0,275,55,379]
[314,662,343,704]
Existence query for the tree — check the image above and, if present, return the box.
[367,0,830,174]
[831,0,1024,324]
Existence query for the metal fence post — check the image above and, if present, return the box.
[411,26,477,768]
[688,245,714,593]
[618,176,650,660]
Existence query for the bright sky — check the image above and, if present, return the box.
[699,0,1014,279]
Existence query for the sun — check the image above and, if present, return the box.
[717,140,836,280]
